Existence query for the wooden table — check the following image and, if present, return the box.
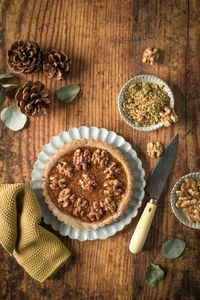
[0,0,200,299]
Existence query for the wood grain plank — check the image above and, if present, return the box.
[0,0,200,299]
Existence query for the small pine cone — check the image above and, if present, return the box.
[15,81,51,117]
[7,40,42,74]
[43,49,70,80]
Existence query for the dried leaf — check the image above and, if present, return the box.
[163,239,185,259]
[56,84,80,103]
[145,264,165,287]
[0,73,14,79]
[1,106,27,131]
[1,83,18,88]
[0,85,6,106]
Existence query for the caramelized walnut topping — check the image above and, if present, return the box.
[103,179,123,196]
[73,148,91,170]
[91,149,109,168]
[49,175,67,190]
[57,160,74,177]
[73,198,89,217]
[58,188,76,208]
[78,173,97,191]
[159,106,178,127]
[88,201,104,221]
[45,142,131,227]
[100,197,117,213]
[104,161,121,179]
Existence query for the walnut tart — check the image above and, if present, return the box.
[42,138,133,230]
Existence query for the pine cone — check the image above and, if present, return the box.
[7,40,42,74]
[15,81,50,117]
[43,49,70,80]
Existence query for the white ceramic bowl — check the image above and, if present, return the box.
[30,126,146,241]
[171,172,200,229]
[118,75,174,131]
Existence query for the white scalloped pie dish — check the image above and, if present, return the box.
[30,126,146,241]
[118,75,174,131]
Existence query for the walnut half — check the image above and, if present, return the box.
[73,198,89,217]
[91,149,109,168]
[142,47,159,65]
[58,188,76,208]
[100,197,117,213]
[49,175,67,190]
[57,160,74,177]
[73,148,91,170]
[78,173,97,191]
[104,161,121,179]
[147,142,163,158]
[103,179,123,196]
[159,106,178,127]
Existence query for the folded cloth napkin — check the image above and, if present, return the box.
[0,183,71,282]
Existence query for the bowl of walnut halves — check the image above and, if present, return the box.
[118,75,178,131]
[171,172,200,229]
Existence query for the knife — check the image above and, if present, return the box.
[129,134,178,254]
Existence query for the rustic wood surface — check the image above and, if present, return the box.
[0,0,200,299]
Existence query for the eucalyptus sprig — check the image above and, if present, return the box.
[0,73,27,131]
[0,73,18,106]
[145,238,186,288]
[56,84,80,103]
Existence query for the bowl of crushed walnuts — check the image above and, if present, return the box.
[171,173,200,229]
[118,75,178,131]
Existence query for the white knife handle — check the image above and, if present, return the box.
[129,201,157,254]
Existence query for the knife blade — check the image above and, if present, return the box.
[129,134,178,254]
[146,133,178,200]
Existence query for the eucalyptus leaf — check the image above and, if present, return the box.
[145,264,165,287]
[0,73,14,79]
[0,85,6,106]
[163,239,185,260]
[1,106,27,131]
[1,83,18,88]
[56,84,80,103]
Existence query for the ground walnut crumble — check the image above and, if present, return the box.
[122,82,170,127]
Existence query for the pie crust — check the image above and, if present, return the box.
[42,138,133,230]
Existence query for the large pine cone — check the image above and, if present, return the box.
[15,81,50,117]
[7,40,42,74]
[43,49,70,80]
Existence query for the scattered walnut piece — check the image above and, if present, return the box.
[147,142,163,158]
[78,173,97,191]
[57,160,74,177]
[175,178,200,226]
[91,149,109,168]
[103,179,123,196]
[49,175,67,190]
[142,47,159,65]
[104,161,121,179]
[58,188,76,208]
[159,106,178,127]
[73,148,91,170]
